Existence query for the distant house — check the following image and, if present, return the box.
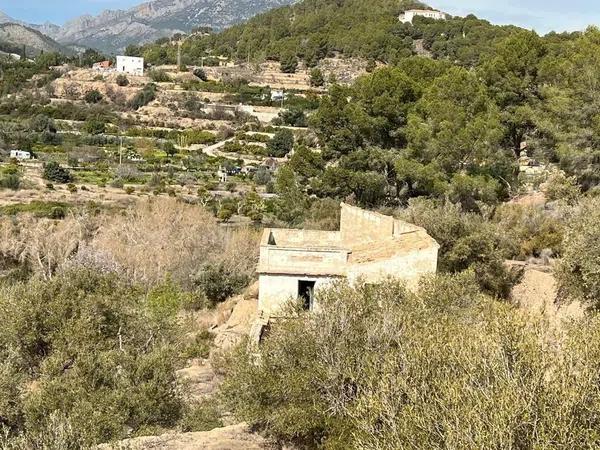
[399,9,447,23]
[270,90,286,102]
[92,60,112,71]
[116,56,144,76]
[10,150,31,160]
[262,158,279,172]
[217,166,228,183]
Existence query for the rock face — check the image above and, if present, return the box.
[16,0,297,54]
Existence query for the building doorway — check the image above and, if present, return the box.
[298,280,316,311]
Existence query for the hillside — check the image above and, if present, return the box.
[29,0,299,54]
[152,0,524,68]
[0,23,71,57]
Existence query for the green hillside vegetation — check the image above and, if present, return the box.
[137,0,522,67]
[1,0,600,447]
[267,28,600,221]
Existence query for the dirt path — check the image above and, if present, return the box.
[99,423,275,450]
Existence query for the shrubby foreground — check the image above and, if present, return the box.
[222,272,600,449]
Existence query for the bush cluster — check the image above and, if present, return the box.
[221,274,600,448]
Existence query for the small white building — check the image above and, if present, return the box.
[400,9,447,23]
[9,150,31,160]
[257,203,439,319]
[271,90,286,102]
[217,166,228,183]
[116,56,144,76]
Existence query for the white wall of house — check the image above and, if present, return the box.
[116,56,144,76]
[346,247,439,290]
[400,10,447,23]
[258,274,338,317]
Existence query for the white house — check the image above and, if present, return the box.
[399,9,447,24]
[257,203,439,318]
[9,150,31,160]
[116,56,144,76]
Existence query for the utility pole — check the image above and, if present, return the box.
[177,40,182,72]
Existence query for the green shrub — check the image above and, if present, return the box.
[221,275,600,448]
[193,68,208,82]
[50,206,66,219]
[147,278,183,321]
[280,53,298,74]
[309,68,325,87]
[179,400,222,433]
[82,119,106,135]
[129,84,157,110]
[0,270,184,446]
[267,128,294,157]
[67,183,78,193]
[399,198,517,298]
[149,69,171,83]
[116,74,129,87]
[43,161,73,183]
[0,201,70,219]
[0,174,21,190]
[557,198,600,307]
[193,264,250,305]
[545,172,581,205]
[84,89,103,104]
[125,186,135,195]
[181,329,214,359]
[110,178,124,189]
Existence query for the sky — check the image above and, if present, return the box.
[0,0,598,33]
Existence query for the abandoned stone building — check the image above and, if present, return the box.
[257,203,439,318]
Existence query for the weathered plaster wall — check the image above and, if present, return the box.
[259,247,348,276]
[258,274,338,317]
[346,246,439,290]
[340,203,394,244]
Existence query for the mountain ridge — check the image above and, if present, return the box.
[0,21,72,56]
[1,0,299,54]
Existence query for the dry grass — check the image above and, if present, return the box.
[0,214,90,279]
[0,198,261,288]
[89,198,260,287]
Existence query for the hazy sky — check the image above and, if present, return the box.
[0,0,597,33]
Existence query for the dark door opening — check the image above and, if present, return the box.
[298,280,316,311]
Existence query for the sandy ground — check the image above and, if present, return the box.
[511,266,585,327]
[98,423,275,450]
